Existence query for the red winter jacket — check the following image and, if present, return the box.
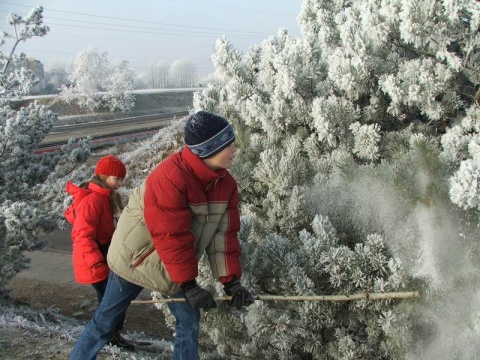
[143,146,242,284]
[65,181,114,284]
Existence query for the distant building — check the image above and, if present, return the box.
[26,58,45,80]
[6,57,45,93]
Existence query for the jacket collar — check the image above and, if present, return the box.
[66,181,111,200]
[87,181,111,196]
[182,146,226,190]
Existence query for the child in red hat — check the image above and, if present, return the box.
[64,155,133,350]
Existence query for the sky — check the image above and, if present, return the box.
[0,0,304,77]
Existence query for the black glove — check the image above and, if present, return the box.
[223,278,255,309]
[181,280,217,310]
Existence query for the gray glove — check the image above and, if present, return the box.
[181,280,216,310]
[223,278,255,309]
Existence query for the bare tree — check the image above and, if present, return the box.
[169,57,197,88]
[148,59,169,88]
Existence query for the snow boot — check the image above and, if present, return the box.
[108,330,135,351]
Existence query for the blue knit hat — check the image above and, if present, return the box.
[184,111,235,159]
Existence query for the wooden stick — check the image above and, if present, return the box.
[131,291,420,304]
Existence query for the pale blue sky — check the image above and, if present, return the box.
[0,0,304,76]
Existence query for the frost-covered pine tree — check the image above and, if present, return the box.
[60,45,135,112]
[186,0,480,358]
[0,7,91,297]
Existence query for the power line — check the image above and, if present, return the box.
[163,0,296,17]
[0,1,300,76]
[0,4,286,42]
[0,10,269,39]
[0,11,270,46]
[0,1,289,36]
[44,21,263,40]
[2,27,215,47]
[42,15,267,37]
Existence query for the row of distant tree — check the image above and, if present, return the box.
[39,46,223,95]
[30,45,227,112]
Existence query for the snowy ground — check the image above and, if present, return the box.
[0,304,176,359]
[2,277,176,359]
[2,276,225,359]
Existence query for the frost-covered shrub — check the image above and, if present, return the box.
[181,216,406,360]
[441,107,480,210]
[0,7,91,296]
[189,0,480,358]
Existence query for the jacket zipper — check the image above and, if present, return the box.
[205,177,220,192]
[129,247,155,268]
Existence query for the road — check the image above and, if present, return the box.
[46,228,73,254]
[42,111,188,145]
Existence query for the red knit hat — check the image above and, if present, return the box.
[94,155,127,178]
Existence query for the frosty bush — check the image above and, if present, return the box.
[0,7,91,296]
[237,217,406,359]
[188,0,480,358]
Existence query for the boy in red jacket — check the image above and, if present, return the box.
[65,155,133,350]
[69,112,254,360]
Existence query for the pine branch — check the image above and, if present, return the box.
[388,37,478,73]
